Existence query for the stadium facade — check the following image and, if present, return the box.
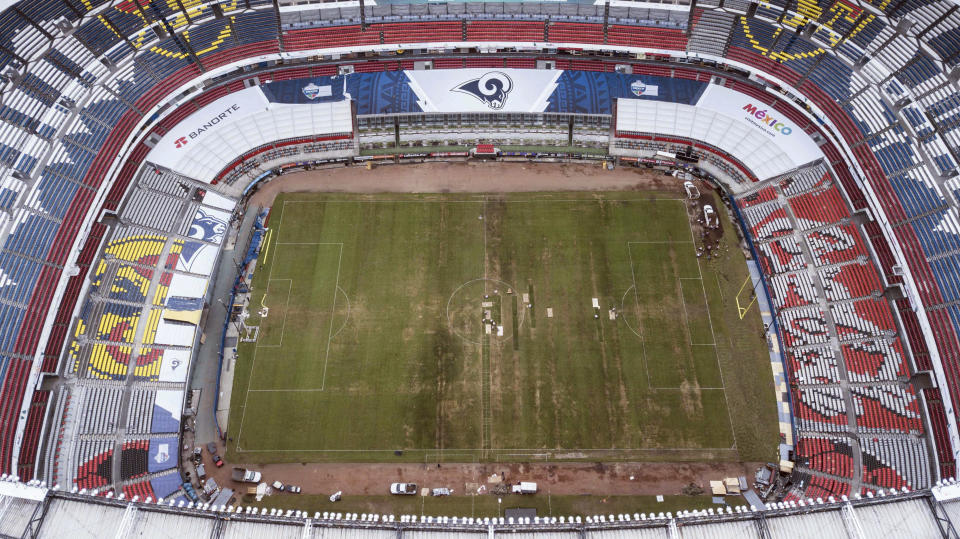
[3,479,960,537]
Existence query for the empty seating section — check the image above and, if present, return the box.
[861,438,929,489]
[788,187,850,230]
[886,169,946,221]
[84,343,132,381]
[742,202,793,242]
[77,386,122,434]
[123,479,156,501]
[121,190,183,232]
[687,9,735,57]
[74,441,112,490]
[818,263,883,302]
[798,436,855,478]
[120,440,149,480]
[126,389,155,435]
[234,12,278,45]
[770,272,818,309]
[806,224,869,266]
[793,386,847,432]
[15,390,49,479]
[790,347,840,385]
[842,339,908,383]
[133,347,163,381]
[802,474,852,500]
[285,26,379,51]
[757,237,806,275]
[378,22,462,44]
[781,307,832,347]
[606,26,687,51]
[547,22,604,45]
[830,298,896,341]
[467,21,544,42]
[734,158,934,491]
[852,383,923,435]
[779,165,831,197]
[738,186,777,208]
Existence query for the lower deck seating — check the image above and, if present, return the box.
[120,440,149,480]
[797,436,855,478]
[793,386,848,432]
[789,347,840,385]
[852,384,924,435]
[771,272,819,309]
[860,437,930,489]
[74,441,113,491]
[122,479,156,501]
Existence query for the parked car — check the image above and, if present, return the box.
[272,480,285,492]
[286,485,302,494]
[206,442,218,455]
[212,455,223,468]
[390,483,417,495]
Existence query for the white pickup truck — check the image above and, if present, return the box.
[511,482,538,494]
[231,468,262,483]
[390,483,418,495]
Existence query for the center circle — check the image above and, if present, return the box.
[446,278,524,345]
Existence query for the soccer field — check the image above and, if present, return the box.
[226,191,778,464]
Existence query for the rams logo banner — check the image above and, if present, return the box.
[406,68,562,113]
[452,72,514,110]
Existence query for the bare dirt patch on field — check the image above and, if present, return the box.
[246,162,674,207]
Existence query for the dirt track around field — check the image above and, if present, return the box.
[217,161,748,501]
[246,161,682,208]
[204,451,759,497]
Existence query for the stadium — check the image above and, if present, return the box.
[1,0,960,536]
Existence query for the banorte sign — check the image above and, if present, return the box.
[742,103,794,136]
[174,103,243,149]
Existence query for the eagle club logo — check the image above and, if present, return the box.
[452,71,514,109]
[174,136,188,149]
[302,83,322,100]
[630,79,659,97]
[153,443,170,464]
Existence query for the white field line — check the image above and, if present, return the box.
[236,199,286,448]
[685,204,738,451]
[319,243,344,391]
[626,243,652,388]
[257,279,292,348]
[677,278,716,347]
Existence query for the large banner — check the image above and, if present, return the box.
[695,84,821,166]
[406,68,562,113]
[260,69,709,115]
[151,390,183,434]
[616,90,825,180]
[148,436,178,473]
[150,87,269,170]
[146,88,351,181]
